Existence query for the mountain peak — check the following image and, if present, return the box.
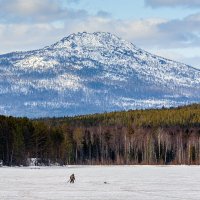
[60,31,119,42]
[50,31,134,50]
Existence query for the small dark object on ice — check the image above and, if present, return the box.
[104,181,108,184]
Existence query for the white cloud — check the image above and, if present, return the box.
[0,14,199,53]
[0,17,164,53]
[0,23,64,54]
[156,13,200,48]
[0,0,88,23]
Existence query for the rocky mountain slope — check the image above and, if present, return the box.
[0,32,199,117]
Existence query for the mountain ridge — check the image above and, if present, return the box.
[0,31,199,117]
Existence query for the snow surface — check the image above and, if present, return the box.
[0,166,200,200]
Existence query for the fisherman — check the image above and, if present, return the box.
[69,173,75,183]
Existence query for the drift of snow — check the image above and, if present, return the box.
[0,166,200,200]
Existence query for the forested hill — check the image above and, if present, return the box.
[45,103,200,128]
[0,104,200,166]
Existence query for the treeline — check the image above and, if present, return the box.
[0,104,200,166]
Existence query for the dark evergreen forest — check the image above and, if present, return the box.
[0,104,200,166]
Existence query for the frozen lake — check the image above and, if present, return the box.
[0,166,200,200]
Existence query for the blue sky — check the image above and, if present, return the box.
[0,0,200,68]
[67,0,197,20]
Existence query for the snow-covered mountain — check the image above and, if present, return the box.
[0,32,200,117]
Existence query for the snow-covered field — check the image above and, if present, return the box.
[0,166,200,200]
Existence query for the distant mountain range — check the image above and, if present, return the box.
[0,32,199,117]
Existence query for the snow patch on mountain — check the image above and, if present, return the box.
[16,57,58,72]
